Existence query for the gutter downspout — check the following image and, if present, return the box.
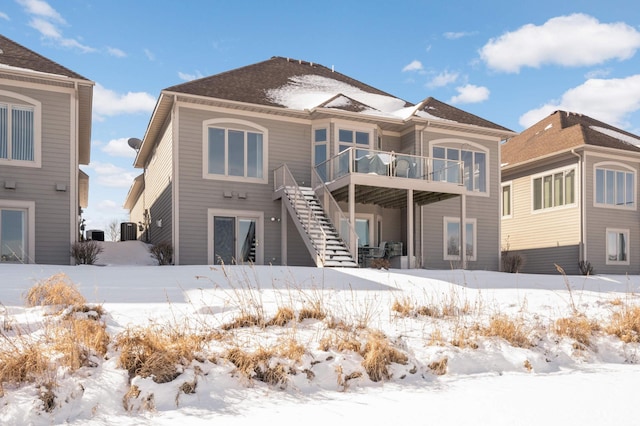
[571,149,585,264]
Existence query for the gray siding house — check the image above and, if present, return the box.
[0,35,93,265]
[501,110,640,274]
[125,57,514,268]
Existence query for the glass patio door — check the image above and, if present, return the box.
[213,216,257,265]
[1,209,26,262]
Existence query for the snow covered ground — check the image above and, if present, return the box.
[2,241,640,425]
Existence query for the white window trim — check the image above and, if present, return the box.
[593,161,637,211]
[443,216,477,262]
[530,165,577,214]
[332,122,374,155]
[207,208,264,265]
[429,139,490,196]
[0,91,42,168]
[605,227,630,266]
[0,199,35,263]
[202,118,268,184]
[501,181,513,219]
[313,125,329,176]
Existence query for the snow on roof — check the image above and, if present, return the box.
[266,74,409,118]
[591,125,640,147]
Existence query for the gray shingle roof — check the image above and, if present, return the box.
[0,34,89,80]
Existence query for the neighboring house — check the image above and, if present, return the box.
[501,110,640,275]
[0,35,93,264]
[125,56,513,268]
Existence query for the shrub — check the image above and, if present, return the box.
[149,241,173,265]
[578,260,594,276]
[71,240,103,265]
[370,258,390,270]
[501,250,524,273]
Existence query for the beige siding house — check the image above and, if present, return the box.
[0,35,93,264]
[125,57,514,268]
[501,110,640,274]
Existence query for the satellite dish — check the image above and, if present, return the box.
[128,138,142,151]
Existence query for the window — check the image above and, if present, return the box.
[595,167,635,208]
[532,168,575,211]
[443,217,476,261]
[0,201,34,263]
[502,183,512,217]
[0,92,41,167]
[203,119,267,182]
[433,145,487,192]
[606,228,629,265]
[314,128,328,182]
[336,127,371,177]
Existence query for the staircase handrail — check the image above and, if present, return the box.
[311,166,359,262]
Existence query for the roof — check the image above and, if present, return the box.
[163,56,512,131]
[501,110,640,168]
[0,34,89,81]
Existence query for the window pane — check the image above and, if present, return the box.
[595,169,604,204]
[626,172,634,206]
[465,222,474,257]
[0,105,7,159]
[446,221,460,256]
[607,231,618,261]
[214,216,235,265]
[355,131,369,145]
[533,178,542,210]
[315,128,327,142]
[315,144,327,181]
[475,152,486,192]
[619,232,627,261]
[462,150,473,190]
[227,130,244,176]
[1,209,25,262]
[554,173,564,206]
[339,129,352,143]
[606,170,615,204]
[238,219,256,263]
[247,132,262,178]
[565,170,575,204]
[355,219,369,247]
[11,106,34,161]
[208,128,225,174]
[447,149,459,184]
[502,185,511,216]
[616,171,625,206]
[433,147,445,159]
[543,175,552,208]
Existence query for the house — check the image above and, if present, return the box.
[0,35,93,264]
[501,110,640,275]
[125,56,514,268]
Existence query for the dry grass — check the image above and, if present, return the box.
[428,357,448,375]
[0,341,51,388]
[24,273,86,313]
[47,317,110,371]
[606,304,640,343]
[298,304,326,321]
[115,325,205,383]
[482,314,532,348]
[360,330,408,382]
[267,307,296,327]
[554,315,598,347]
[221,313,265,330]
[319,330,362,353]
[391,297,415,317]
[451,323,479,349]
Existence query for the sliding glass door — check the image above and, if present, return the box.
[212,215,259,265]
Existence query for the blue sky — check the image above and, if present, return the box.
[2,0,640,233]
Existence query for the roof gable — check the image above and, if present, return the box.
[415,97,512,132]
[502,110,640,167]
[0,34,89,80]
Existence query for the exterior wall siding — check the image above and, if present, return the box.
[176,105,312,265]
[583,152,640,274]
[421,130,501,270]
[0,84,73,264]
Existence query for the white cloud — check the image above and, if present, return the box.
[427,70,459,88]
[519,74,640,128]
[107,47,126,58]
[144,48,155,61]
[449,84,490,104]
[19,0,95,53]
[93,83,156,119]
[480,14,640,73]
[0,12,9,20]
[444,31,477,40]
[584,68,611,79]
[102,138,137,158]
[402,60,423,72]
[85,162,137,188]
[178,71,204,81]
[17,0,64,23]
[97,199,120,210]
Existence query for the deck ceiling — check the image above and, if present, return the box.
[331,185,459,209]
